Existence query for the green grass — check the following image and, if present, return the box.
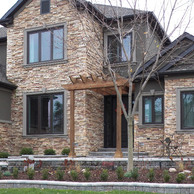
[0,188,159,194]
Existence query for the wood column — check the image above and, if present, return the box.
[68,90,76,157]
[114,87,123,158]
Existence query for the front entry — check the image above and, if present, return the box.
[104,95,128,148]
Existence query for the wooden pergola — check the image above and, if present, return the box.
[62,73,129,158]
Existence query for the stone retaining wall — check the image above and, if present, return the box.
[0,180,194,194]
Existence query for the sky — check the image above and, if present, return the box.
[0,0,193,41]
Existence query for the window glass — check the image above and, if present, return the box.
[154,97,162,123]
[144,97,152,123]
[107,33,131,63]
[143,96,163,124]
[53,94,63,133]
[53,29,63,60]
[27,27,64,64]
[41,96,51,133]
[182,92,194,129]
[29,33,39,63]
[28,96,38,134]
[27,93,64,135]
[41,31,51,61]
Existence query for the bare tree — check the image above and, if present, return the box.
[68,0,193,171]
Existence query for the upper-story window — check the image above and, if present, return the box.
[181,91,194,129]
[107,33,131,64]
[41,0,50,14]
[143,95,163,124]
[27,26,64,64]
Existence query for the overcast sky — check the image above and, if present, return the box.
[0,0,193,41]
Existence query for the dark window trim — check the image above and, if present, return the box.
[27,92,64,135]
[107,33,132,64]
[40,0,50,15]
[181,91,194,130]
[142,95,164,124]
[27,26,64,64]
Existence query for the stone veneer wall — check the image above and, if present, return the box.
[6,0,103,156]
[133,115,164,156]
[0,123,12,153]
[165,77,194,156]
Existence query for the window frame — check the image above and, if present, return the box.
[142,95,164,124]
[27,26,64,64]
[40,0,50,15]
[24,23,67,67]
[180,91,194,130]
[104,30,135,65]
[23,90,67,136]
[107,33,132,64]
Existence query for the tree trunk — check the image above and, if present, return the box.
[127,116,133,171]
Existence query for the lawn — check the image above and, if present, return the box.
[0,188,159,194]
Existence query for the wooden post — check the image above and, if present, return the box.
[114,87,123,158]
[68,90,76,157]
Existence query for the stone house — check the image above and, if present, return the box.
[0,0,193,157]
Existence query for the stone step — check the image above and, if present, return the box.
[89,151,148,158]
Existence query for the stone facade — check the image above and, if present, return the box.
[164,76,194,156]
[5,0,103,156]
[133,114,164,156]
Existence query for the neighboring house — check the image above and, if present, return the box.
[0,0,193,157]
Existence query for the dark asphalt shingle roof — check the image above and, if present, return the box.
[93,4,145,19]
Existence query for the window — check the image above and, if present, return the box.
[27,26,64,64]
[107,33,131,63]
[181,91,194,129]
[143,96,163,124]
[41,0,50,14]
[27,93,64,135]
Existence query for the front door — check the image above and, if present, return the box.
[104,95,128,148]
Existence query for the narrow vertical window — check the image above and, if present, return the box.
[29,33,39,63]
[41,0,50,14]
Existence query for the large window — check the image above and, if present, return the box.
[27,27,64,64]
[107,33,131,63]
[143,96,163,124]
[181,91,194,129]
[27,93,64,135]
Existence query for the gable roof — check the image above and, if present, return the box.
[0,0,170,45]
[136,32,194,77]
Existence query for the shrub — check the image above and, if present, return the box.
[0,152,9,158]
[27,168,35,180]
[176,173,186,183]
[44,149,56,155]
[116,166,124,180]
[83,168,91,181]
[124,171,132,178]
[100,169,108,181]
[61,148,70,155]
[147,168,155,182]
[56,168,64,181]
[42,169,49,180]
[13,167,19,179]
[130,168,139,181]
[3,171,12,176]
[70,170,78,181]
[191,168,194,181]
[0,171,2,179]
[20,148,34,155]
[163,170,170,183]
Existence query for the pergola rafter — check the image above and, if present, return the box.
[62,73,131,158]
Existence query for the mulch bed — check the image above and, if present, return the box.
[1,168,194,184]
